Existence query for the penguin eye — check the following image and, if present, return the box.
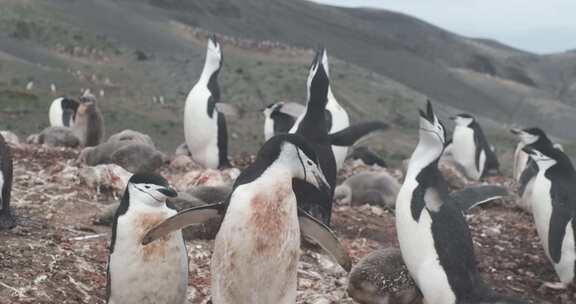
[307,160,313,166]
[144,185,150,189]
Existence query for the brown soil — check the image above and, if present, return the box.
[0,145,574,304]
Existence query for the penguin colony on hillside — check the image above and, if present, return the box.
[2,35,576,304]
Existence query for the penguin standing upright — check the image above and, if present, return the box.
[0,133,15,230]
[184,35,230,169]
[450,114,499,180]
[289,50,337,225]
[318,49,350,170]
[73,93,104,147]
[141,134,351,304]
[395,101,525,304]
[106,172,186,304]
[49,97,79,127]
[523,140,576,289]
[510,128,553,213]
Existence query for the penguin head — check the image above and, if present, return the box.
[418,100,446,148]
[126,172,177,208]
[262,102,284,118]
[204,34,222,74]
[522,145,557,169]
[512,127,549,146]
[254,134,329,191]
[79,93,97,106]
[451,114,475,127]
[306,48,330,107]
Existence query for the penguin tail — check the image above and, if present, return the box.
[329,121,389,147]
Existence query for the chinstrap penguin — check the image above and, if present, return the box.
[0,133,15,230]
[395,101,525,304]
[142,134,351,304]
[184,34,230,169]
[106,172,187,304]
[449,114,499,180]
[262,101,305,141]
[49,97,79,127]
[289,49,337,226]
[523,139,576,289]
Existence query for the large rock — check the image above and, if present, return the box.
[107,129,155,148]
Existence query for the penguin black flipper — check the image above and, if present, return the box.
[141,203,226,245]
[329,121,389,147]
[548,175,576,263]
[518,159,538,196]
[271,111,297,135]
[324,109,333,133]
[450,185,509,211]
[0,134,15,230]
[298,208,352,272]
[217,112,231,168]
[471,121,499,176]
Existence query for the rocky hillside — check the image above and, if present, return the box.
[0,0,574,170]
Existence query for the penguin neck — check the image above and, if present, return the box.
[406,136,443,181]
[199,58,220,84]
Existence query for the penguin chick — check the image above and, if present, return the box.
[73,94,104,147]
[335,171,400,209]
[348,248,422,304]
[106,172,186,304]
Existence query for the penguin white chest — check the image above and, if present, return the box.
[395,180,455,304]
[452,127,480,179]
[327,98,350,170]
[530,174,576,283]
[530,173,553,256]
[211,185,300,304]
[49,98,64,127]
[184,85,219,168]
[264,116,274,141]
[108,210,188,304]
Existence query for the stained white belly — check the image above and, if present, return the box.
[212,193,300,304]
[109,212,188,304]
[395,181,456,304]
[452,127,480,180]
[184,85,219,168]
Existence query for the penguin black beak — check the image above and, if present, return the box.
[158,187,178,198]
[419,100,435,123]
[209,33,218,45]
[522,147,536,155]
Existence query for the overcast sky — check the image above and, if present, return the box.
[312,0,576,54]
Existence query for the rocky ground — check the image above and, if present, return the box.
[0,143,575,304]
